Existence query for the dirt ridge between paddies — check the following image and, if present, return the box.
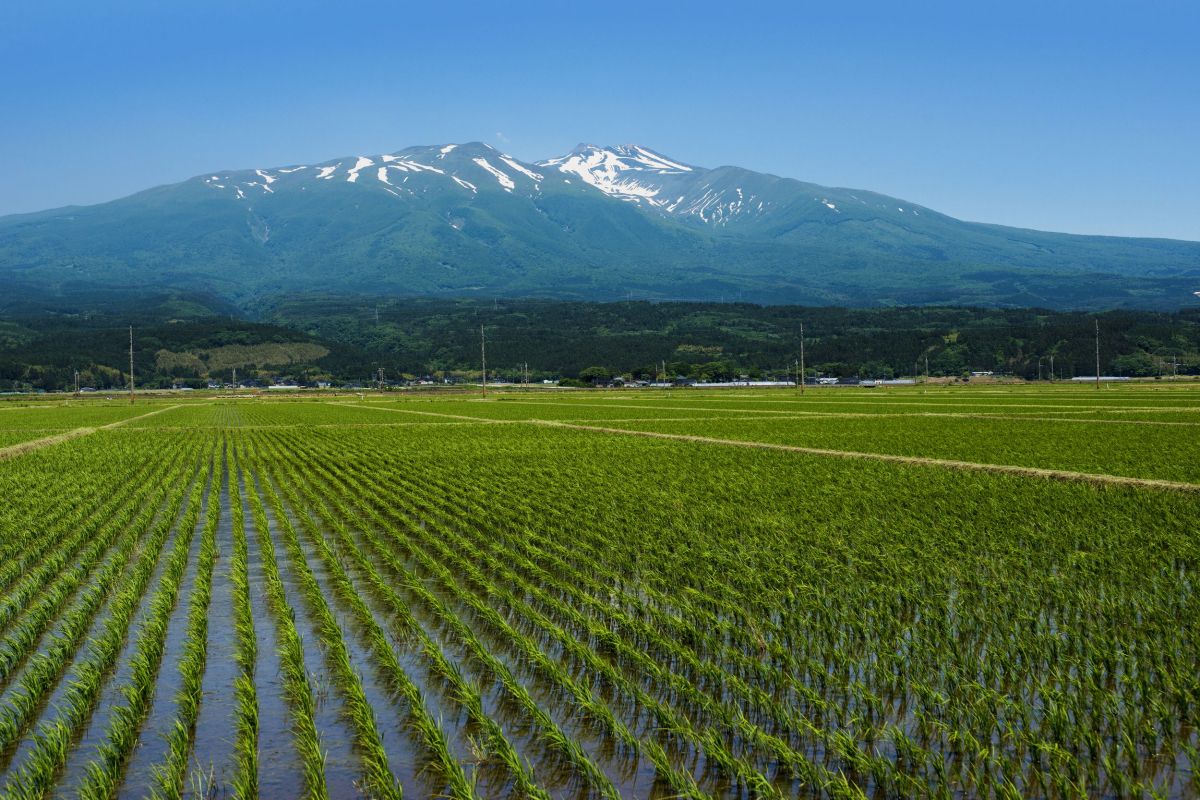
[0,404,186,462]
[339,402,517,423]
[533,420,1200,494]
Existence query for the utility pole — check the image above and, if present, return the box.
[1094,319,1101,390]
[73,370,79,395]
[232,366,237,389]
[128,326,135,405]
[480,324,487,398]
[1049,354,1055,382]
[798,322,805,394]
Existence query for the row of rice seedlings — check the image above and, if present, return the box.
[0,440,209,799]
[391,452,787,659]
[362,478,798,799]
[262,434,638,797]
[232,439,329,800]
[226,448,259,799]
[69,446,219,799]
[0,461,161,639]
[323,432,897,798]
[393,425,1200,795]
[451,455,1032,796]
[390,468,918,794]
[415,487,885,790]
[408,461,804,673]
[245,445,403,800]
[269,433,707,799]
[0,437,199,759]
[282,464,619,800]
[149,453,224,798]
[378,444,953,774]
[0,450,162,600]
[406,467,856,718]
[402,456,950,796]
[304,448,796,791]
[254,436,548,800]
[0,439,147,571]
[0,446,179,693]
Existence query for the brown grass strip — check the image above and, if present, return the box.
[532,420,1200,493]
[339,403,514,423]
[0,404,186,461]
[0,427,97,461]
[99,403,186,428]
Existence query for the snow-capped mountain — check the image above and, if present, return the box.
[538,144,695,205]
[1,142,1197,309]
[198,142,545,204]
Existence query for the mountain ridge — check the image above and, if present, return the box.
[1,141,1197,311]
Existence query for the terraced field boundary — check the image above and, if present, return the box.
[533,420,1200,493]
[0,404,185,462]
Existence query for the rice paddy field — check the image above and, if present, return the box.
[0,382,1197,799]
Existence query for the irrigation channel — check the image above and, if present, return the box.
[0,386,1197,798]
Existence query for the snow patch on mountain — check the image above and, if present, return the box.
[387,159,444,174]
[346,157,374,183]
[537,144,695,207]
[472,157,515,191]
[500,156,542,182]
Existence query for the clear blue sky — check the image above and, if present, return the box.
[2,0,1197,240]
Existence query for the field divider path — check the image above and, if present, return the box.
[0,404,188,462]
[531,420,1200,493]
[337,402,516,423]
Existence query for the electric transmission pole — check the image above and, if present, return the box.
[798,322,805,394]
[1095,319,1101,390]
[480,324,487,398]
[128,326,135,404]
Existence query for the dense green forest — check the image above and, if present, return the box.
[2,291,1198,390]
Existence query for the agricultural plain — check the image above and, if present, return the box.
[0,383,1197,798]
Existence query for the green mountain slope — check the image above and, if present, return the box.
[1,142,1197,310]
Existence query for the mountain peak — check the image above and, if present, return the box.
[538,144,694,206]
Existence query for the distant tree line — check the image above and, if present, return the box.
[2,292,1199,391]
